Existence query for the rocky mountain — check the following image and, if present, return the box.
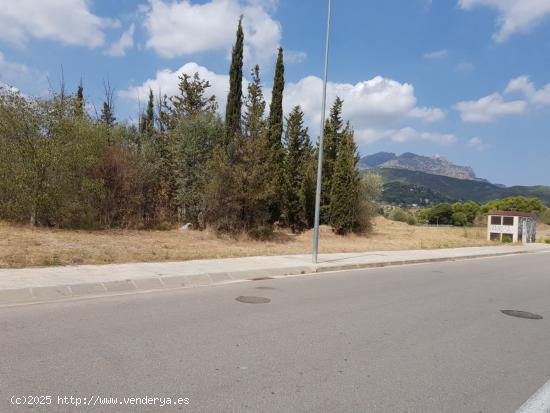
[359,152,480,181]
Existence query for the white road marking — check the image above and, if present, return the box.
[516,379,550,413]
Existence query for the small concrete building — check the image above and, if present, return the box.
[487,211,537,243]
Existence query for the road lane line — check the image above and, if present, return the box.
[516,379,550,413]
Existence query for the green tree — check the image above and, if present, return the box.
[282,106,309,232]
[357,173,383,231]
[171,72,217,121]
[452,201,480,225]
[141,88,155,137]
[224,16,244,148]
[267,48,286,221]
[268,48,285,149]
[481,196,546,214]
[329,127,360,234]
[428,203,454,225]
[301,131,317,228]
[243,65,266,140]
[171,113,223,227]
[321,97,345,222]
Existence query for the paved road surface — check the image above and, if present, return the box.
[1,253,550,412]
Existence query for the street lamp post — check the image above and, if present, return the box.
[312,0,333,264]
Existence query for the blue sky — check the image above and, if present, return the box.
[1,0,550,186]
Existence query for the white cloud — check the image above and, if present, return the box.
[408,107,445,122]
[106,24,135,57]
[456,75,550,123]
[0,52,48,95]
[284,75,445,132]
[286,50,307,64]
[355,127,457,146]
[458,0,550,42]
[467,137,490,150]
[505,75,550,106]
[0,0,117,48]
[118,62,247,112]
[455,93,527,122]
[143,0,281,64]
[423,49,449,59]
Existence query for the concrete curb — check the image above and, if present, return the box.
[0,249,540,307]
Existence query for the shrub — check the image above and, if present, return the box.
[389,208,417,226]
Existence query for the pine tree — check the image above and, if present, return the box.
[320,97,345,223]
[171,72,217,120]
[243,65,266,140]
[74,80,84,118]
[282,106,309,232]
[329,124,360,235]
[224,16,244,147]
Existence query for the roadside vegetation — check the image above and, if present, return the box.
[0,216,495,268]
[385,196,550,227]
[0,19,378,238]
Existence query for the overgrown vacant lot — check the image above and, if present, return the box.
[0,217,511,269]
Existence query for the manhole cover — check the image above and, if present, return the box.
[501,310,543,320]
[235,296,271,304]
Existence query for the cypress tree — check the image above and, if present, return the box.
[145,88,155,136]
[268,47,285,149]
[267,47,285,221]
[282,106,309,232]
[320,97,345,222]
[243,65,266,140]
[329,124,360,235]
[224,16,244,147]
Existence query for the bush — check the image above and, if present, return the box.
[545,238,550,244]
[389,208,417,226]
[427,203,454,225]
[452,211,468,227]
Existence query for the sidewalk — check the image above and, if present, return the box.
[1,244,549,305]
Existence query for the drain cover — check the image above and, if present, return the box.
[255,286,275,290]
[235,296,271,304]
[501,310,543,320]
[252,277,273,281]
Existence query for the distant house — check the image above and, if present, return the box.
[487,211,537,243]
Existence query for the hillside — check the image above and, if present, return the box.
[375,168,550,206]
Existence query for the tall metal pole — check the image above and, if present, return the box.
[312,0,332,264]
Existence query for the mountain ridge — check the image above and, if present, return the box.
[359,152,482,181]
[374,168,550,206]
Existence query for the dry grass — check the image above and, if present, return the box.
[0,217,498,269]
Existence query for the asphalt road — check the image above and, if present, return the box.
[1,253,550,413]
